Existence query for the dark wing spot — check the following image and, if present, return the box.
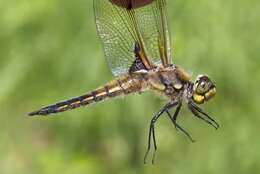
[110,0,154,9]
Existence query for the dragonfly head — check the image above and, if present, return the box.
[192,75,216,104]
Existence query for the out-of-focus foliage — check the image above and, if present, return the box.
[0,0,259,173]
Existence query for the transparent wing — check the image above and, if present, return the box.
[151,0,172,66]
[94,0,173,76]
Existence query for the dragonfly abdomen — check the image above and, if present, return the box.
[28,75,146,116]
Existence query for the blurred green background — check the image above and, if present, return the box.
[1,0,260,173]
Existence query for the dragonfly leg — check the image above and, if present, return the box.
[172,102,182,122]
[144,101,177,164]
[188,101,219,129]
[167,102,182,130]
[166,109,195,142]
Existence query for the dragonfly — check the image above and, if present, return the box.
[29,0,219,164]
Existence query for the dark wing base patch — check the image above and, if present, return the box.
[110,0,154,10]
[129,42,148,73]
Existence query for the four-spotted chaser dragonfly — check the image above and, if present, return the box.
[29,0,219,163]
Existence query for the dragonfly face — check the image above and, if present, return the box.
[29,0,219,164]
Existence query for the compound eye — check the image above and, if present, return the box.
[195,75,213,95]
[196,81,211,94]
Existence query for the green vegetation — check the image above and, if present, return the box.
[0,0,259,173]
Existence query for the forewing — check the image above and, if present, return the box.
[135,0,172,66]
[152,0,172,66]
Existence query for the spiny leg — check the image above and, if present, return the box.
[144,120,153,164]
[188,102,219,129]
[189,106,217,129]
[165,109,195,143]
[143,110,163,164]
[166,102,181,131]
[151,121,157,164]
[144,102,174,164]
[172,102,182,121]
[190,102,220,128]
[167,103,195,142]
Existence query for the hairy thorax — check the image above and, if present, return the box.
[145,66,191,99]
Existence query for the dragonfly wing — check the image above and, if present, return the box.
[94,0,173,76]
[133,0,173,67]
[150,0,173,66]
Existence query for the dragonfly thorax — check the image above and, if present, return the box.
[146,66,190,98]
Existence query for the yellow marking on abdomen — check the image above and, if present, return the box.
[108,86,121,93]
[95,91,107,97]
[82,96,94,103]
[57,105,69,111]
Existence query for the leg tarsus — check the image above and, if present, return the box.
[143,121,153,164]
[151,124,157,165]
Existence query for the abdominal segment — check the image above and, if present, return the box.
[28,75,147,116]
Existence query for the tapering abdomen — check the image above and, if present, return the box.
[29,75,147,116]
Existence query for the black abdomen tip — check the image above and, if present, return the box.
[28,105,56,116]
